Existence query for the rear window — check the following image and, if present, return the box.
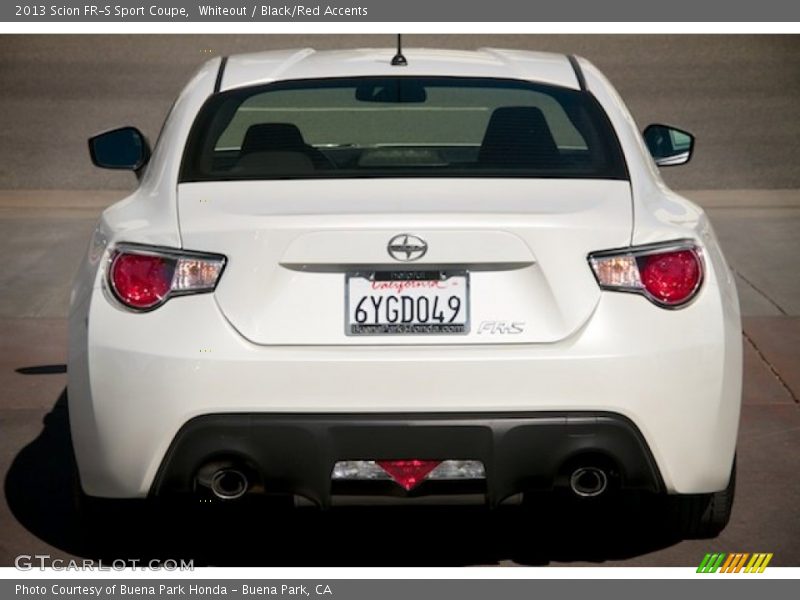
[180,77,628,182]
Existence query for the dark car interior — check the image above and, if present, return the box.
[211,106,597,178]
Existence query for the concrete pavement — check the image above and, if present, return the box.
[0,188,797,566]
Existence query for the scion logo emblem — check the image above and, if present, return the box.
[387,234,428,262]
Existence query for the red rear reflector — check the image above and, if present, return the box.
[639,249,701,305]
[110,253,175,309]
[377,460,442,490]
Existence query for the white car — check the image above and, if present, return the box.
[69,47,741,537]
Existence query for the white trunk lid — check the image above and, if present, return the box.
[177,179,631,345]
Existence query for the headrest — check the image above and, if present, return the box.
[240,123,307,154]
[479,106,559,167]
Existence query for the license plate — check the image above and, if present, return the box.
[346,271,469,335]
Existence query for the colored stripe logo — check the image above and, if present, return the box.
[697,553,773,573]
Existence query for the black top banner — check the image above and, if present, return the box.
[4,0,800,22]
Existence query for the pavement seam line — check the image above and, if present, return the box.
[742,331,798,404]
[733,269,788,315]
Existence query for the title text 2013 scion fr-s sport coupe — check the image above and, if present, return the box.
[69,47,741,537]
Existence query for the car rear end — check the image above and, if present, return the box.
[68,53,741,528]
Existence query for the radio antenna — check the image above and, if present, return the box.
[391,34,408,66]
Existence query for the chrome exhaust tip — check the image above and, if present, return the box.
[209,468,248,501]
[569,467,608,498]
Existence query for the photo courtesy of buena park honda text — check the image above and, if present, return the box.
[0,1,798,597]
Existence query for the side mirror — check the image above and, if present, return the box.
[643,124,694,167]
[88,127,151,172]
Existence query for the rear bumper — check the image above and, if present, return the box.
[151,411,663,507]
[69,283,741,498]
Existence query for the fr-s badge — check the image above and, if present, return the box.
[477,321,526,335]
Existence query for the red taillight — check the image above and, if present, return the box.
[376,460,442,491]
[639,250,701,306]
[110,253,175,309]
[108,245,226,311]
[589,240,703,308]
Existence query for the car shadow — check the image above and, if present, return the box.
[5,387,683,566]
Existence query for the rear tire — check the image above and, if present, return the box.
[667,459,736,539]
